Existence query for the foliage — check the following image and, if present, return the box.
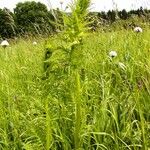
[118,9,129,20]
[43,0,91,75]
[0,8,16,38]
[107,10,117,23]
[0,1,150,37]
[87,8,150,31]
[14,1,55,35]
[0,25,150,150]
[0,1,150,149]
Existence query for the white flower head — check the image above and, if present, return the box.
[33,41,37,45]
[134,27,143,33]
[118,62,126,70]
[109,50,117,58]
[1,40,9,48]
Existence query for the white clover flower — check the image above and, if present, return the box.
[1,40,9,48]
[109,51,117,58]
[33,41,37,45]
[134,27,143,33]
[118,62,126,70]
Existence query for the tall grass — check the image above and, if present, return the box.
[0,0,150,149]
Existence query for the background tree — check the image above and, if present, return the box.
[100,11,107,20]
[107,10,116,23]
[137,7,144,17]
[0,8,16,38]
[14,1,55,35]
[118,9,128,20]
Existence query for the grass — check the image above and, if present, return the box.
[0,28,149,149]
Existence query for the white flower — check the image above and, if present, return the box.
[1,40,9,47]
[134,27,143,33]
[33,41,37,45]
[118,62,126,70]
[109,51,117,58]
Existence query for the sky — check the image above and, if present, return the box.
[0,0,150,12]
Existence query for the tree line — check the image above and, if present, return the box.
[0,1,150,39]
[88,7,150,31]
[98,7,150,22]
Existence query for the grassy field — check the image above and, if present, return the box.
[0,27,150,149]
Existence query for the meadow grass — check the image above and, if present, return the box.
[0,28,150,150]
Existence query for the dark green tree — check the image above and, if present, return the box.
[107,10,116,23]
[14,1,55,35]
[137,7,145,17]
[118,9,128,20]
[0,8,16,38]
[101,11,107,20]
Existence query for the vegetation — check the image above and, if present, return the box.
[14,1,55,35]
[0,8,16,38]
[0,1,150,38]
[0,0,150,149]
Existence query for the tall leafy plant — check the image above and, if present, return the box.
[43,0,91,149]
[60,0,91,69]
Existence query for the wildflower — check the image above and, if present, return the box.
[109,50,117,58]
[1,40,9,48]
[134,27,143,33]
[33,41,37,45]
[118,62,126,70]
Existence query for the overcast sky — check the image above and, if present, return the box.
[0,0,150,12]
